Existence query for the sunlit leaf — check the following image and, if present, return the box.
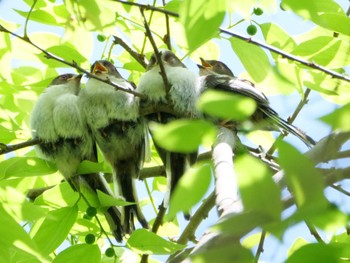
[180,0,225,51]
[282,0,350,36]
[34,182,79,208]
[287,243,350,263]
[0,206,45,262]
[320,103,350,131]
[32,206,78,256]
[197,90,257,121]
[167,163,212,220]
[53,244,101,263]
[230,37,271,82]
[97,190,134,207]
[0,157,56,179]
[126,229,185,255]
[278,141,328,210]
[236,154,281,220]
[191,243,254,263]
[149,119,217,153]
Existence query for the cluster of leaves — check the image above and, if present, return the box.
[1,0,350,262]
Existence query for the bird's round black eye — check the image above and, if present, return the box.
[149,55,156,66]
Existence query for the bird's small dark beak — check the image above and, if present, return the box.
[197,64,204,69]
[199,57,212,69]
[68,74,83,82]
[92,62,108,74]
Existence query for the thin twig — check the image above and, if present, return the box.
[254,230,266,262]
[0,138,40,155]
[331,184,350,197]
[113,0,179,17]
[0,24,145,98]
[24,0,37,38]
[267,88,312,155]
[162,0,172,50]
[113,36,147,68]
[140,7,171,94]
[177,191,216,244]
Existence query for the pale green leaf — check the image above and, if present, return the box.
[236,154,281,220]
[149,119,217,153]
[180,0,225,51]
[282,0,350,36]
[32,206,78,256]
[320,103,350,131]
[167,163,212,220]
[230,37,271,82]
[34,182,79,208]
[53,244,101,263]
[97,190,134,207]
[278,141,328,210]
[0,206,45,262]
[191,243,254,263]
[0,157,56,179]
[197,90,257,121]
[127,229,185,255]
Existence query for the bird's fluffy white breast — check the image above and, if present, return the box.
[80,77,139,129]
[31,85,83,141]
[137,66,167,102]
[137,65,200,115]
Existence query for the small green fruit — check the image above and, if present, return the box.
[86,207,97,217]
[253,7,263,16]
[105,247,115,257]
[85,234,96,244]
[247,25,257,36]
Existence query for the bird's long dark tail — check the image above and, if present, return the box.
[114,162,149,234]
[69,173,124,242]
[261,108,316,148]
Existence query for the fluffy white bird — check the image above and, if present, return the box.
[198,58,315,147]
[79,61,148,233]
[137,50,200,217]
[30,73,124,242]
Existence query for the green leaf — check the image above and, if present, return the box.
[53,244,101,263]
[47,45,87,64]
[197,90,257,121]
[260,23,297,53]
[97,190,134,207]
[126,229,185,255]
[0,125,16,144]
[149,119,217,153]
[167,163,212,220]
[0,186,48,222]
[32,206,78,256]
[230,37,271,82]
[320,103,350,131]
[287,243,349,263]
[34,182,79,208]
[191,243,254,263]
[152,177,167,193]
[236,154,281,220]
[77,160,112,174]
[278,141,328,210]
[282,0,350,36]
[0,206,45,262]
[292,36,350,68]
[14,9,57,25]
[180,0,225,51]
[212,210,273,236]
[0,157,56,179]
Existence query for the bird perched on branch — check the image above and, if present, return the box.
[198,58,315,147]
[137,50,199,217]
[30,73,124,242]
[79,60,148,234]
